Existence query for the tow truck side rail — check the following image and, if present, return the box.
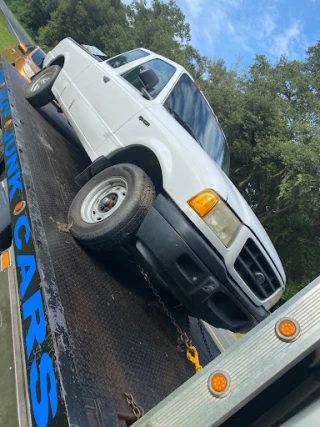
[134,275,320,426]
[0,56,89,427]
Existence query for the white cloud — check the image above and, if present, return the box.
[120,0,310,64]
[185,0,204,18]
[271,19,302,57]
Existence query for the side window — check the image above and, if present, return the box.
[31,50,46,68]
[107,49,149,69]
[122,59,176,98]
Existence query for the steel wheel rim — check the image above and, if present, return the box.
[80,177,128,224]
[31,72,53,92]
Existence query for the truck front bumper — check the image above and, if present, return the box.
[136,195,268,333]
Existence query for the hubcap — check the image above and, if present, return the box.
[80,177,128,223]
[31,72,53,92]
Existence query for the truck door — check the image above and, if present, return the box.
[67,61,145,154]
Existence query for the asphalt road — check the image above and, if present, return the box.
[0,0,32,44]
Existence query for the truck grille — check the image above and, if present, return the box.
[234,239,281,300]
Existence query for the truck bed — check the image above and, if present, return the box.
[0,57,221,426]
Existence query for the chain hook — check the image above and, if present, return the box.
[138,265,204,373]
[186,345,203,373]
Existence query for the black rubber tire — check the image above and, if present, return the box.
[68,164,156,251]
[25,65,61,108]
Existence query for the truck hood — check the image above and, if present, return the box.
[0,47,23,64]
[218,173,285,282]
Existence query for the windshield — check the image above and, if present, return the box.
[164,73,230,175]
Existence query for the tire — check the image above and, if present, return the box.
[25,65,61,108]
[68,163,156,251]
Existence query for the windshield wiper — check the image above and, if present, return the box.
[166,107,199,143]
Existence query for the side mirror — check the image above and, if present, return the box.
[138,68,159,91]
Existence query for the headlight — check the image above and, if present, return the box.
[23,63,35,79]
[188,190,242,247]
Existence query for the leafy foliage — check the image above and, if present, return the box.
[5,0,320,300]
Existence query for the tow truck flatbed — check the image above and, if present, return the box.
[0,57,221,427]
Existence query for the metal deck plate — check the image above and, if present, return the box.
[2,60,221,424]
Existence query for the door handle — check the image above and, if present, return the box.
[103,76,110,83]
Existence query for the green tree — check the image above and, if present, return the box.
[126,0,190,59]
[211,54,320,300]
[37,0,131,54]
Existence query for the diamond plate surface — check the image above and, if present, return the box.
[5,65,220,417]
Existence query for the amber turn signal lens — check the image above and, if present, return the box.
[275,318,300,342]
[188,191,220,218]
[208,371,231,398]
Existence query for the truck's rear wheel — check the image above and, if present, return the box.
[25,65,61,107]
[68,164,156,251]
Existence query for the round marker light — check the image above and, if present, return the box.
[14,201,26,216]
[275,318,300,343]
[208,371,231,398]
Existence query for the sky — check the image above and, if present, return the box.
[122,0,320,68]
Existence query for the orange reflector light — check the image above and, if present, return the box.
[5,119,11,127]
[14,201,26,215]
[1,251,10,271]
[208,371,231,398]
[279,320,296,337]
[211,373,227,392]
[188,191,220,218]
[275,318,300,343]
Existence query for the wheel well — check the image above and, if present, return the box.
[109,146,163,192]
[49,55,65,69]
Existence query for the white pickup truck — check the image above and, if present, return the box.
[24,37,285,332]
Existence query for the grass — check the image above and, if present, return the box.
[0,13,17,50]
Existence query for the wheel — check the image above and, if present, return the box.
[68,163,156,251]
[25,65,61,107]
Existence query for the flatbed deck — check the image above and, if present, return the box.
[0,57,221,426]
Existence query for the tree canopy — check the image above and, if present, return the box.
[5,0,320,300]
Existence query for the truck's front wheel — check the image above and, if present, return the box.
[25,65,61,107]
[68,164,155,251]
